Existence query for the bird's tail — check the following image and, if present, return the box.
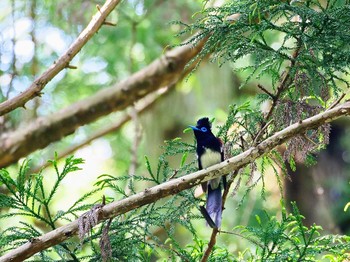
[205,185,222,228]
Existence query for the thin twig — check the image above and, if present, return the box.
[301,134,318,147]
[7,0,17,99]
[253,119,273,145]
[258,84,275,99]
[327,93,345,111]
[263,45,302,122]
[103,21,117,26]
[66,64,78,69]
[126,106,143,195]
[0,0,123,116]
[29,0,41,120]
[125,20,140,194]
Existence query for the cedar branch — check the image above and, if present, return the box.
[2,101,350,262]
[0,0,122,116]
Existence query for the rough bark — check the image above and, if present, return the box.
[2,101,350,262]
[0,0,122,116]
[0,37,207,168]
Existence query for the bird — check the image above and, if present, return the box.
[189,117,226,228]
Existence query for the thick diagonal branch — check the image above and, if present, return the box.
[0,0,122,116]
[2,101,350,262]
[0,37,207,168]
[30,88,170,173]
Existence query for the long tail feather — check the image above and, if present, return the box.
[200,206,216,228]
[206,185,222,228]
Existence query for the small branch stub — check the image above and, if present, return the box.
[258,84,275,99]
[66,64,78,69]
[103,21,117,26]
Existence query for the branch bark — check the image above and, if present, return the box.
[30,88,171,174]
[0,0,122,116]
[2,101,350,262]
[0,37,208,168]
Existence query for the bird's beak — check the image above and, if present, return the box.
[189,125,200,131]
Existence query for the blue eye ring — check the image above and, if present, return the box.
[201,127,207,132]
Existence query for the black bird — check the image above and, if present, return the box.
[190,117,226,228]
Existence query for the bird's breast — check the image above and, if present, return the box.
[199,147,222,169]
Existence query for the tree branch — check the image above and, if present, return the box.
[200,228,219,262]
[30,88,171,174]
[0,36,208,168]
[2,101,350,261]
[0,0,122,116]
[263,45,302,122]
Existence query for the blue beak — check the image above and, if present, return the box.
[189,125,200,131]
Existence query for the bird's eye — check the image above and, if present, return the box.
[201,127,207,132]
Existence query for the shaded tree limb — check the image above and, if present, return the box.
[0,36,208,168]
[0,0,122,116]
[30,87,171,174]
[200,228,219,262]
[2,101,350,261]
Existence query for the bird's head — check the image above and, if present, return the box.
[189,117,213,140]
